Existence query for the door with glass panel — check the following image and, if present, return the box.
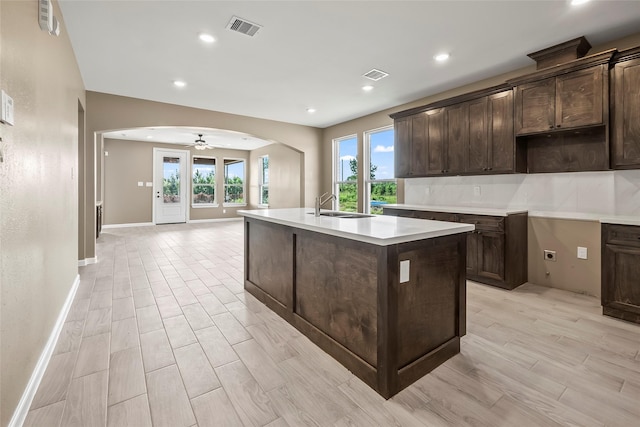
[153,148,188,224]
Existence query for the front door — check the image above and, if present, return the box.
[154,148,188,224]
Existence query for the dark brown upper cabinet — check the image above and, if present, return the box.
[514,65,607,136]
[390,85,522,178]
[611,47,640,169]
[426,108,446,175]
[466,90,518,174]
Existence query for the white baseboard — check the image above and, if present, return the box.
[9,274,81,427]
[188,217,243,224]
[77,257,97,267]
[102,222,154,229]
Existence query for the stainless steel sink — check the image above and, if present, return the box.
[308,211,373,218]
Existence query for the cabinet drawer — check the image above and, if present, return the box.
[604,224,640,247]
[459,215,505,232]
[413,211,458,222]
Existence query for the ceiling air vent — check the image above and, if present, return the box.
[226,16,262,37]
[363,69,389,81]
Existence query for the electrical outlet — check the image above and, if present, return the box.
[424,187,430,196]
[544,250,557,262]
[577,246,588,259]
[473,185,481,196]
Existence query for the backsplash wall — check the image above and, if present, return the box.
[404,170,640,217]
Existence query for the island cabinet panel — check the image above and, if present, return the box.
[612,56,640,168]
[245,220,293,309]
[396,240,459,368]
[295,233,379,366]
[602,224,640,324]
[242,215,468,398]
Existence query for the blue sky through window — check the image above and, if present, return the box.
[369,128,394,180]
[338,137,357,181]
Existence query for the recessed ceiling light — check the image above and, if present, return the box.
[306,108,316,113]
[146,135,153,139]
[434,53,450,62]
[571,0,590,5]
[362,85,374,91]
[173,80,186,88]
[199,33,215,43]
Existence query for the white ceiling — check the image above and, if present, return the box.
[102,126,272,150]
[60,0,640,131]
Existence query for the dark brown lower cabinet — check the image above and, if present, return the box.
[602,223,640,324]
[243,216,468,398]
[384,208,527,290]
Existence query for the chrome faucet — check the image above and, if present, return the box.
[315,192,336,216]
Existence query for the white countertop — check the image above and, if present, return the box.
[383,204,527,217]
[238,208,474,246]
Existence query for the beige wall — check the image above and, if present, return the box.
[528,218,601,297]
[103,138,254,224]
[0,1,85,425]
[249,144,303,210]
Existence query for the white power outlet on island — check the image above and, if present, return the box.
[400,260,410,283]
[473,185,481,196]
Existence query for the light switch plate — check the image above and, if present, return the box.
[145,182,153,187]
[400,260,410,283]
[1,90,15,126]
[137,181,143,187]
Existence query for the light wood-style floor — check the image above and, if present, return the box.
[25,220,640,426]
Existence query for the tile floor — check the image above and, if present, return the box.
[24,220,640,426]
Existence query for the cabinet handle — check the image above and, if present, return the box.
[488,167,492,171]
[549,125,554,129]
[556,124,561,128]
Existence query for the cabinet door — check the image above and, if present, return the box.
[603,244,640,316]
[466,232,479,276]
[410,113,428,176]
[556,65,604,130]
[394,117,412,178]
[476,231,506,282]
[612,58,640,168]
[514,77,555,135]
[488,90,515,173]
[445,103,468,174]
[426,108,446,175]
[466,97,489,173]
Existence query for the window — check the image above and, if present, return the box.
[365,127,397,214]
[192,157,216,205]
[333,135,358,212]
[224,159,245,205]
[258,155,269,206]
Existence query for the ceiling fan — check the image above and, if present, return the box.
[190,133,213,150]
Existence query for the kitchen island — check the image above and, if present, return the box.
[238,208,474,398]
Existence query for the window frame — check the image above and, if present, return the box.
[258,155,269,207]
[191,155,218,208]
[223,157,247,207]
[332,134,358,212]
[364,125,397,214]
